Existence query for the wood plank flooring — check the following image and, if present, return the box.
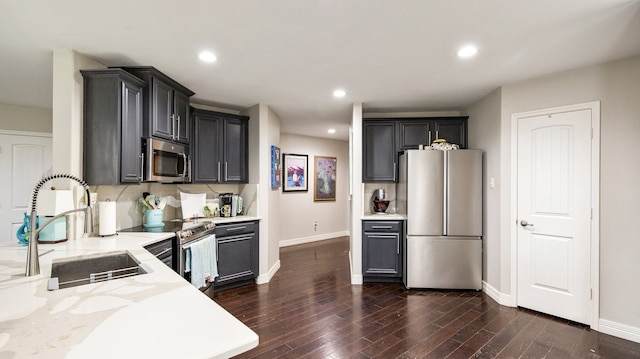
[214,237,640,358]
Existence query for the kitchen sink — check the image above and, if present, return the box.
[48,251,149,290]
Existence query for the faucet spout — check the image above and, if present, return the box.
[25,174,93,277]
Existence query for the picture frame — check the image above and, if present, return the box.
[282,153,308,192]
[314,156,337,201]
[271,145,281,189]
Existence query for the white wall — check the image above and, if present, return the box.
[0,104,51,133]
[279,133,349,246]
[466,88,502,294]
[484,56,640,336]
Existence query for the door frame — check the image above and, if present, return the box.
[510,101,600,329]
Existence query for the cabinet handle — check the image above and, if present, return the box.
[224,162,228,182]
[171,114,176,140]
[436,130,439,141]
[371,226,393,230]
[177,115,181,140]
[226,226,247,232]
[155,247,172,257]
[397,237,400,255]
[139,154,144,183]
[216,236,219,261]
[217,162,221,182]
[428,130,432,144]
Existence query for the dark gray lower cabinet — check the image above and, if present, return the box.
[362,220,403,282]
[143,236,177,272]
[215,221,259,289]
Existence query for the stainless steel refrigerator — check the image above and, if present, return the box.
[397,149,482,290]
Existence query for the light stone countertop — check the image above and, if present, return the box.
[0,232,258,359]
[360,213,407,221]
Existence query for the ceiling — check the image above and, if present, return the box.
[1,1,639,140]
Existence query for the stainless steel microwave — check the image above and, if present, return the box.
[144,138,190,183]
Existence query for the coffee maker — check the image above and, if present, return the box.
[219,193,233,217]
[371,188,390,214]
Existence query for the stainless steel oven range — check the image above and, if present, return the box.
[176,221,216,280]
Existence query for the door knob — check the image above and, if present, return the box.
[520,220,534,227]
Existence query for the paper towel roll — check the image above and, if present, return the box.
[99,201,117,236]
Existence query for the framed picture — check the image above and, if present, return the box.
[314,156,337,201]
[271,145,281,189]
[283,153,308,192]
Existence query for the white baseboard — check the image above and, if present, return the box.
[349,250,363,285]
[599,319,640,344]
[256,260,280,284]
[279,231,350,247]
[482,280,513,307]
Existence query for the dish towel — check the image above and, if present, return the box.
[189,238,208,289]
[187,234,218,289]
[208,234,219,280]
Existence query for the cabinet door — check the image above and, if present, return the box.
[174,91,190,144]
[192,113,221,183]
[363,232,401,276]
[216,234,257,285]
[222,117,248,183]
[363,121,396,182]
[151,78,174,141]
[433,118,468,148]
[397,120,432,150]
[120,81,143,182]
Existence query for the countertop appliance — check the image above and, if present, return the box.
[219,193,233,217]
[144,137,190,183]
[398,149,482,290]
[371,188,390,214]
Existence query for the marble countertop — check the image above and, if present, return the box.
[360,213,407,220]
[0,232,258,358]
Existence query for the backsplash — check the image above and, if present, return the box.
[92,183,258,231]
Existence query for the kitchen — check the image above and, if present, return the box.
[2,1,640,357]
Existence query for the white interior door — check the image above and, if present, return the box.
[0,132,52,245]
[516,109,592,325]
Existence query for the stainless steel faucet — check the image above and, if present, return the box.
[25,174,93,276]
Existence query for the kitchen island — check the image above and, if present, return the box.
[0,232,258,358]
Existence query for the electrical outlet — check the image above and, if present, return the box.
[90,193,98,206]
[313,221,318,231]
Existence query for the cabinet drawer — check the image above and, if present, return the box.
[215,221,256,237]
[363,221,402,233]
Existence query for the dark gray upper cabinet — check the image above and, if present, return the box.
[118,66,194,145]
[365,117,468,182]
[81,69,145,185]
[397,117,468,150]
[363,121,397,182]
[192,108,249,183]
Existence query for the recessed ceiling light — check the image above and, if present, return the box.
[198,51,217,63]
[457,45,478,58]
[328,128,336,134]
[333,89,346,98]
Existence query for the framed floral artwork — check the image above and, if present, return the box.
[314,156,336,201]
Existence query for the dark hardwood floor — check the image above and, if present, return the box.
[214,237,640,358]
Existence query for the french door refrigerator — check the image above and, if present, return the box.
[398,149,482,290]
